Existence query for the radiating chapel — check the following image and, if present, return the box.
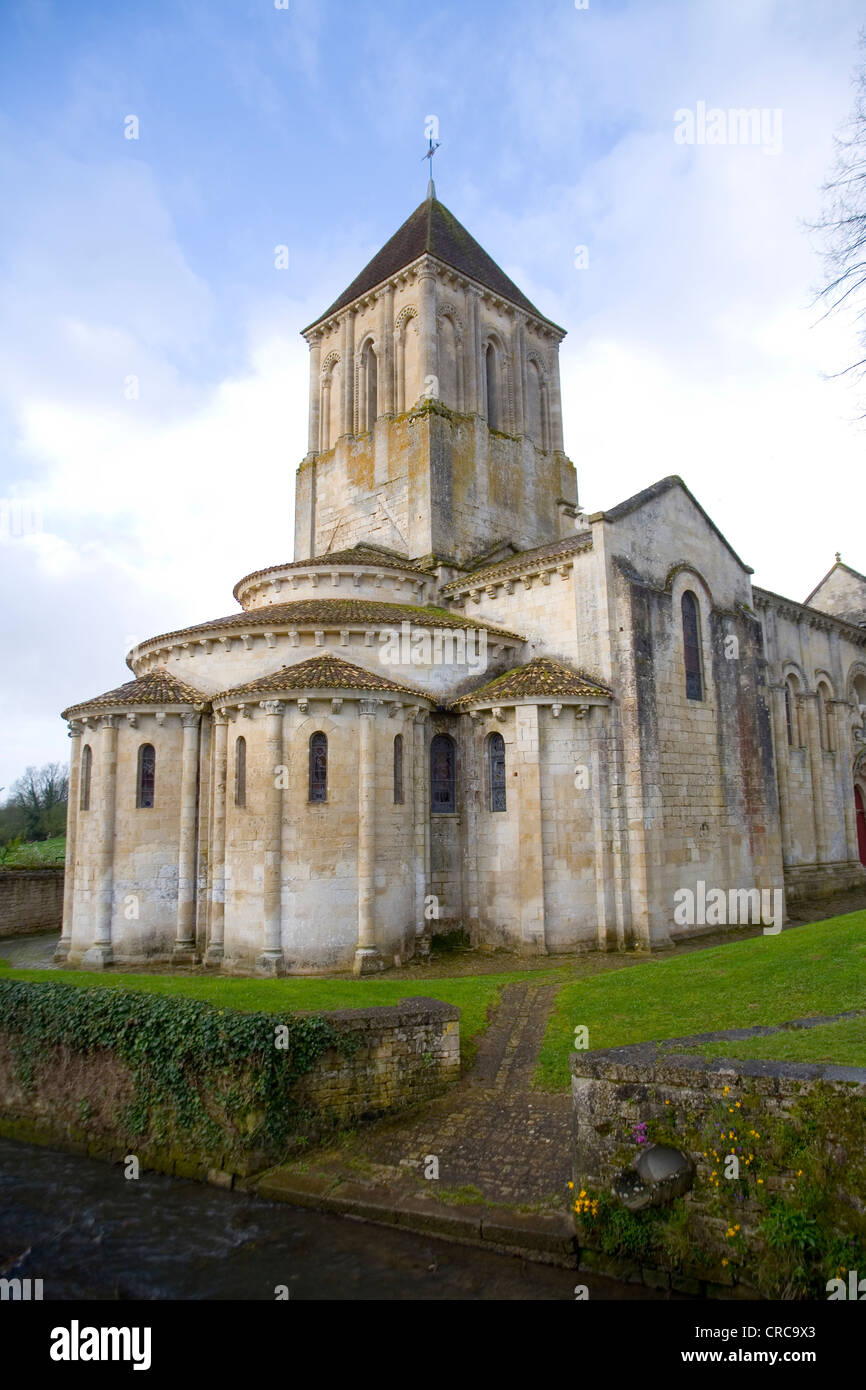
[58,181,866,975]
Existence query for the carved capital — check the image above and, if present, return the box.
[99,714,118,731]
[359,698,379,717]
[260,700,284,717]
[181,711,201,729]
[67,720,84,739]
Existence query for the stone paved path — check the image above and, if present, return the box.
[291,980,574,1211]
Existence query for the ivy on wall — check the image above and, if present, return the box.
[0,980,360,1158]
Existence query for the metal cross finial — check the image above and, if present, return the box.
[422,134,441,195]
[836,551,842,563]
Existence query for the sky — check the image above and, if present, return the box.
[1,0,864,796]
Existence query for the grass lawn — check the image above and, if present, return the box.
[674,1014,866,1069]
[535,911,866,1091]
[1,835,66,866]
[0,960,568,1068]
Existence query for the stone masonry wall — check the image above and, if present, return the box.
[571,1025,866,1297]
[0,996,460,1184]
[0,867,64,937]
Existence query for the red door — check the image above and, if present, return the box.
[856,785,866,866]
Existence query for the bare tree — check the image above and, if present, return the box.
[7,763,69,840]
[813,34,866,401]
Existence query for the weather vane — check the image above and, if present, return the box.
[422,132,441,185]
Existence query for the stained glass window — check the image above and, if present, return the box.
[430,734,455,813]
[137,743,155,809]
[309,732,327,802]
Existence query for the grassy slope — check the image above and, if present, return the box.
[0,963,564,1067]
[679,1014,866,1068]
[1,836,66,866]
[535,911,866,1091]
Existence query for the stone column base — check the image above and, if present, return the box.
[81,943,113,970]
[53,939,71,964]
[256,952,286,977]
[353,948,385,976]
[171,945,198,966]
[204,944,224,968]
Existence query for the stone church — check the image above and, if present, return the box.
[57,182,866,975]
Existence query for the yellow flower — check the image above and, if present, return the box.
[723,1086,730,1095]
[757,1178,763,1184]
[721,1258,729,1267]
[567,1181,574,1189]
[735,1101,741,1108]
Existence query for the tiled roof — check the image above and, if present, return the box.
[234,545,428,599]
[451,657,611,709]
[442,533,592,591]
[305,194,560,330]
[137,600,524,651]
[62,669,208,720]
[213,654,431,704]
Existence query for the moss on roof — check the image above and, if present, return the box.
[213,653,431,704]
[234,545,427,599]
[62,668,208,720]
[442,534,592,591]
[137,599,524,651]
[451,657,611,709]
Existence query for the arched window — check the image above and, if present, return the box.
[681,591,703,701]
[80,745,92,812]
[234,735,246,807]
[526,360,545,449]
[817,683,833,751]
[430,734,456,813]
[362,341,377,431]
[309,732,327,802]
[136,743,155,809]
[784,680,795,746]
[488,732,506,812]
[785,675,802,746]
[393,733,404,805]
[485,342,501,431]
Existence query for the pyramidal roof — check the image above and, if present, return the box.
[62,668,208,720]
[451,657,611,710]
[305,187,560,331]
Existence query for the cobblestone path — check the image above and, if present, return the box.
[300,980,574,1211]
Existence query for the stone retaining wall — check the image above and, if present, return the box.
[0,867,64,936]
[571,1018,866,1298]
[0,995,460,1185]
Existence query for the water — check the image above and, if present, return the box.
[0,1138,674,1301]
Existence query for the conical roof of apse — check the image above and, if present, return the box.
[304,188,562,331]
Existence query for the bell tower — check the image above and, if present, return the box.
[294,182,578,568]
